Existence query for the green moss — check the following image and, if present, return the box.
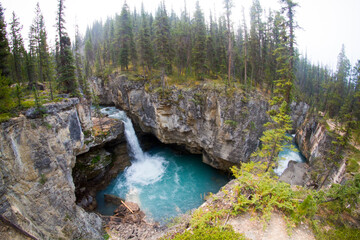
[83,130,92,138]
[0,113,11,123]
[39,173,47,185]
[347,158,359,173]
[91,155,101,164]
[22,99,36,109]
[43,121,52,130]
[169,224,245,240]
[103,233,110,240]
[225,120,238,127]
[316,226,360,240]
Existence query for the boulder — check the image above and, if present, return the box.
[104,194,124,205]
[279,160,309,186]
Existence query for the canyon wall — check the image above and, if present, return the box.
[92,74,308,170]
[296,116,346,187]
[0,98,105,239]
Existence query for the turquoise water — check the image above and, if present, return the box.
[274,134,306,176]
[95,107,228,223]
[96,146,228,222]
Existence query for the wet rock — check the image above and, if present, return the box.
[104,194,124,205]
[279,160,309,186]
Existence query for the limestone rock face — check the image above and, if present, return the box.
[295,116,344,187]
[92,75,271,170]
[91,75,309,170]
[279,160,309,186]
[0,99,104,239]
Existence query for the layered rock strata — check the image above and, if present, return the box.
[0,98,105,239]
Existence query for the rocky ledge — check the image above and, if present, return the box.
[0,98,124,239]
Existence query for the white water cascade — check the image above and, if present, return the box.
[100,107,167,191]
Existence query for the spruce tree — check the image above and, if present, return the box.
[55,0,78,95]
[9,12,25,84]
[154,1,173,86]
[0,3,10,77]
[118,2,136,71]
[138,3,154,76]
[224,0,234,85]
[192,1,206,79]
[251,101,293,172]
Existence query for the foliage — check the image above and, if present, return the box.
[165,207,245,240]
[0,74,13,112]
[225,120,237,127]
[230,162,302,224]
[0,3,10,77]
[324,174,360,214]
[102,233,110,240]
[39,173,47,185]
[251,101,293,172]
[346,156,359,173]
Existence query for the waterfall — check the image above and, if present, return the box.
[100,107,167,186]
[100,107,144,160]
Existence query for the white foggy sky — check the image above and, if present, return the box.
[2,0,360,70]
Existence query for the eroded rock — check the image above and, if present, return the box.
[0,99,104,239]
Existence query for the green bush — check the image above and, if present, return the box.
[347,158,359,173]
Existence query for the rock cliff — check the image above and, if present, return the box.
[91,74,309,171]
[295,115,345,187]
[0,98,105,239]
[92,75,271,170]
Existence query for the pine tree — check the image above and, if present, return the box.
[252,101,293,172]
[192,1,206,79]
[118,2,136,71]
[224,0,234,85]
[154,1,173,86]
[0,3,10,77]
[9,12,25,84]
[75,24,89,97]
[138,3,154,76]
[55,0,78,95]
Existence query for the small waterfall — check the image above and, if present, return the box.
[100,107,144,160]
[100,106,167,187]
[96,106,229,222]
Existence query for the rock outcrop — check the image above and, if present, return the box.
[92,74,309,171]
[0,99,105,239]
[279,161,309,186]
[295,115,345,187]
[92,75,271,170]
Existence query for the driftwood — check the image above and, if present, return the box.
[0,214,38,240]
[121,200,134,214]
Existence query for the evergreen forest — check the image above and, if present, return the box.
[0,0,359,239]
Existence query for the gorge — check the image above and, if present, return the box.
[0,75,347,239]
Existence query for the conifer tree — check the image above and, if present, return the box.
[118,2,136,71]
[75,24,89,97]
[224,0,234,85]
[0,3,10,77]
[56,0,78,95]
[138,3,153,76]
[154,1,173,86]
[192,1,206,79]
[252,101,293,172]
[9,12,25,84]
